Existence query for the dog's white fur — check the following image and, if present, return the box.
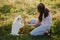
[10,15,24,35]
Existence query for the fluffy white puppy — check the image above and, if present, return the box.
[10,15,24,35]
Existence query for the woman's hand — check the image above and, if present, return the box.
[26,21,41,27]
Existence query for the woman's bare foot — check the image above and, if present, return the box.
[44,30,52,37]
[44,31,51,36]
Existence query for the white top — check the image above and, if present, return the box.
[41,12,52,26]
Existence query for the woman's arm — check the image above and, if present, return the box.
[26,21,41,26]
[26,24,36,26]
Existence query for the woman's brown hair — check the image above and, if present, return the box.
[37,3,49,22]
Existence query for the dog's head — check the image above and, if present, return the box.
[14,15,23,23]
[16,15,22,21]
[17,15,22,21]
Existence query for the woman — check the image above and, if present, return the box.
[25,3,52,36]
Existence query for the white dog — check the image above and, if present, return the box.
[10,15,24,35]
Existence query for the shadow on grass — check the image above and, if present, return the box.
[0,33,53,40]
[0,23,12,37]
[53,21,60,35]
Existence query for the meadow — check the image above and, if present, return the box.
[0,0,60,40]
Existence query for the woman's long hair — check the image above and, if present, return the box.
[37,3,49,22]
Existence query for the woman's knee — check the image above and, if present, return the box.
[30,31,36,36]
[30,30,44,36]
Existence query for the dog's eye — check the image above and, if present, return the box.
[17,18,20,20]
[20,18,21,20]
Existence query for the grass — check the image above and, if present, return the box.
[0,34,53,40]
[0,0,60,40]
[0,31,60,40]
[0,21,60,40]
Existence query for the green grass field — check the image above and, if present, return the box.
[0,21,60,40]
[0,0,60,40]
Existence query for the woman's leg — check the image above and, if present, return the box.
[30,25,47,36]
